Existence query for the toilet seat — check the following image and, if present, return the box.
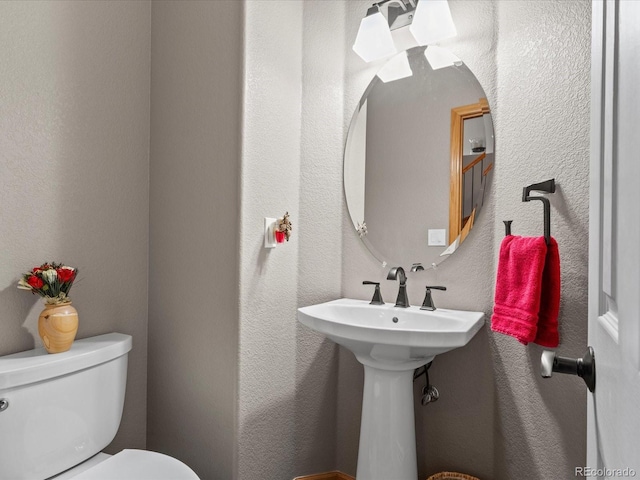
[71,449,199,480]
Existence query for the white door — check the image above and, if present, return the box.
[587,1,640,478]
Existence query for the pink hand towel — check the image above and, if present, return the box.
[491,235,548,344]
[533,237,560,347]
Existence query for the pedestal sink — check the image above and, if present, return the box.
[297,298,484,480]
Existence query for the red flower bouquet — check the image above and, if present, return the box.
[18,262,78,305]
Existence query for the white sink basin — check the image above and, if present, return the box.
[297,298,484,369]
[297,298,485,480]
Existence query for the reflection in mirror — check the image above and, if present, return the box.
[344,46,494,268]
[449,99,494,245]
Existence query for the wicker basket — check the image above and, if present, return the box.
[293,472,354,480]
[427,472,480,480]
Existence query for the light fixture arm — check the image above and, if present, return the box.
[371,0,418,31]
[374,0,409,12]
[373,0,418,10]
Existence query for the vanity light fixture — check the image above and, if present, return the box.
[352,5,397,63]
[409,0,457,46]
[353,0,457,64]
[424,45,462,70]
[377,50,413,82]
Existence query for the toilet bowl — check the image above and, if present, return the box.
[0,333,199,480]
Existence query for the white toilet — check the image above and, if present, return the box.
[0,333,199,480]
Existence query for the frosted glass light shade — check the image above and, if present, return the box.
[409,0,457,46]
[424,45,461,70]
[377,51,413,83]
[353,7,397,63]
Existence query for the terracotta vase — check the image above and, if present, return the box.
[38,302,79,354]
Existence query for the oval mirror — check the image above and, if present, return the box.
[344,46,494,268]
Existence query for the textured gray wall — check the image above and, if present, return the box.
[0,0,150,452]
[145,2,345,478]
[339,1,590,479]
[238,1,304,476]
[492,1,591,478]
[238,1,345,477]
[296,0,346,475]
[147,1,242,478]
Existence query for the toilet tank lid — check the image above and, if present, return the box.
[0,333,132,390]
[72,449,199,480]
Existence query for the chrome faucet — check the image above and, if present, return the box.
[387,266,409,308]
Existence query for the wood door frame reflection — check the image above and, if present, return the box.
[449,98,490,245]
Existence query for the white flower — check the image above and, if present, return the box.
[17,278,32,290]
[42,269,57,284]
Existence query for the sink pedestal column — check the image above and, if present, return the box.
[356,365,418,480]
[298,300,484,479]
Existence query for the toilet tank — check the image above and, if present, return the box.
[0,333,132,480]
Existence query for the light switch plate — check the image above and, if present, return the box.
[428,229,447,246]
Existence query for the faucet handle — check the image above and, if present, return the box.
[421,286,447,311]
[363,281,384,305]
